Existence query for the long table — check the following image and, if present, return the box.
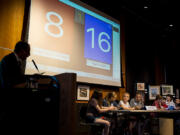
[111,109,180,114]
[109,109,180,135]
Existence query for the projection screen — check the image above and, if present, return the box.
[26,0,121,87]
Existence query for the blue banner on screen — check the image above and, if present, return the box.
[84,14,112,64]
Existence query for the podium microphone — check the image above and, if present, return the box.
[32,59,39,73]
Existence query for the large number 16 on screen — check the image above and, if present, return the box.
[84,14,112,64]
[87,28,111,53]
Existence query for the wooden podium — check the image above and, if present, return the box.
[0,73,77,135]
[31,73,77,135]
[55,73,77,135]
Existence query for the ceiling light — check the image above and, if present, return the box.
[144,6,148,9]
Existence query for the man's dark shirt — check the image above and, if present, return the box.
[0,52,26,88]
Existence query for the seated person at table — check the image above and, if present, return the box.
[119,92,135,110]
[152,95,167,110]
[174,99,180,134]
[166,94,176,109]
[102,92,118,132]
[130,92,144,110]
[86,90,116,135]
[161,97,168,109]
[175,99,180,110]
[119,92,135,135]
[103,92,118,107]
[130,92,151,135]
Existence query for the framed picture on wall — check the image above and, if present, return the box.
[77,85,90,101]
[149,85,160,100]
[161,85,173,96]
[136,82,145,91]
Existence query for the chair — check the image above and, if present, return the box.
[79,106,104,135]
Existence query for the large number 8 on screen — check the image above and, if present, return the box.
[45,11,64,38]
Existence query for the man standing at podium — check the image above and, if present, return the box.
[0,41,30,88]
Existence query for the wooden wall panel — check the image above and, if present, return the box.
[0,0,25,60]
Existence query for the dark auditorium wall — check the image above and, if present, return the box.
[125,19,164,97]
[0,0,25,60]
[124,15,179,98]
